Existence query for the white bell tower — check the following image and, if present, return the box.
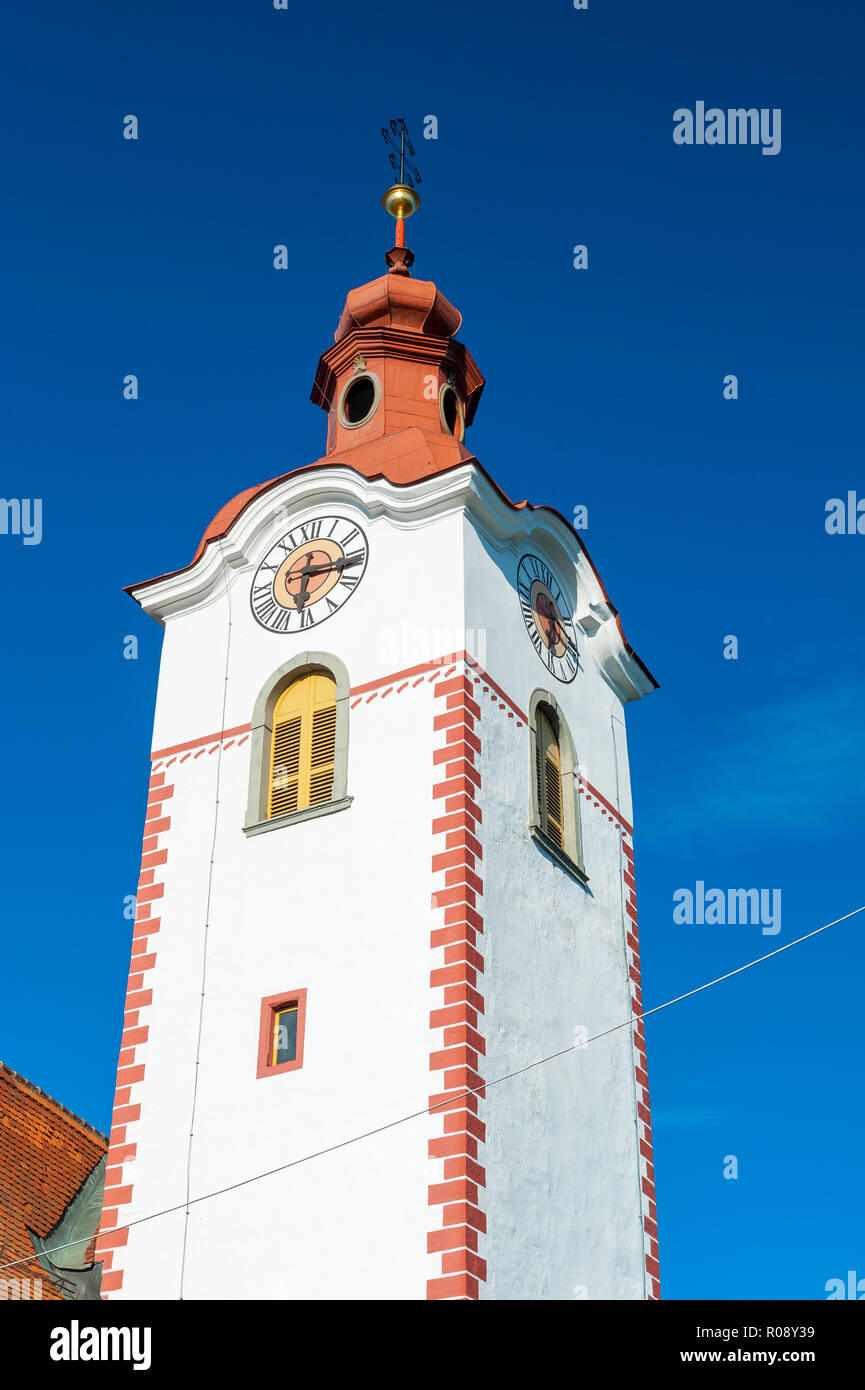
[97,209,659,1301]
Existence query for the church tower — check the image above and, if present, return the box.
[96,157,659,1301]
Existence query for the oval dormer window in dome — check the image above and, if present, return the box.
[439,382,465,441]
[338,371,382,429]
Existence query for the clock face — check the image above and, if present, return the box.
[517,553,579,683]
[250,514,369,633]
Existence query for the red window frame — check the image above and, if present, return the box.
[256,987,308,1079]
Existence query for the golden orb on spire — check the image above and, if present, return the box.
[382,182,420,221]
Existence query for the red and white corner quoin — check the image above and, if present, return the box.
[96,770,171,1294]
[427,665,489,1299]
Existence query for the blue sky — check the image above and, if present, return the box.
[1,0,862,1300]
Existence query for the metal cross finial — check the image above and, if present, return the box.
[381,117,422,191]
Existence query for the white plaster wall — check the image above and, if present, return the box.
[117,489,466,1299]
[463,516,646,1299]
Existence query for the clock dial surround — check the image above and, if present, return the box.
[517,553,579,683]
[251,515,369,633]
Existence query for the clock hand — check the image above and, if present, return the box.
[540,604,578,654]
[290,553,364,579]
[290,551,316,610]
[283,550,365,611]
[554,625,581,659]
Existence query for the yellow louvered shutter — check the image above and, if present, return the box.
[269,710,302,816]
[268,673,336,818]
[309,701,336,806]
[538,711,564,849]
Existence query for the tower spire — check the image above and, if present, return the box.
[381,117,421,275]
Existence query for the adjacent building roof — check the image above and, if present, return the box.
[0,1062,107,1300]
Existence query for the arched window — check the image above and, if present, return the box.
[244,652,351,835]
[529,690,587,883]
[268,672,336,818]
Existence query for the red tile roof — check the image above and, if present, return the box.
[0,1062,107,1300]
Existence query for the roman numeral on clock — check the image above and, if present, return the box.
[271,609,293,633]
[254,596,279,625]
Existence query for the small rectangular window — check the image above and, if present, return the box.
[257,988,308,1078]
[273,1005,298,1065]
